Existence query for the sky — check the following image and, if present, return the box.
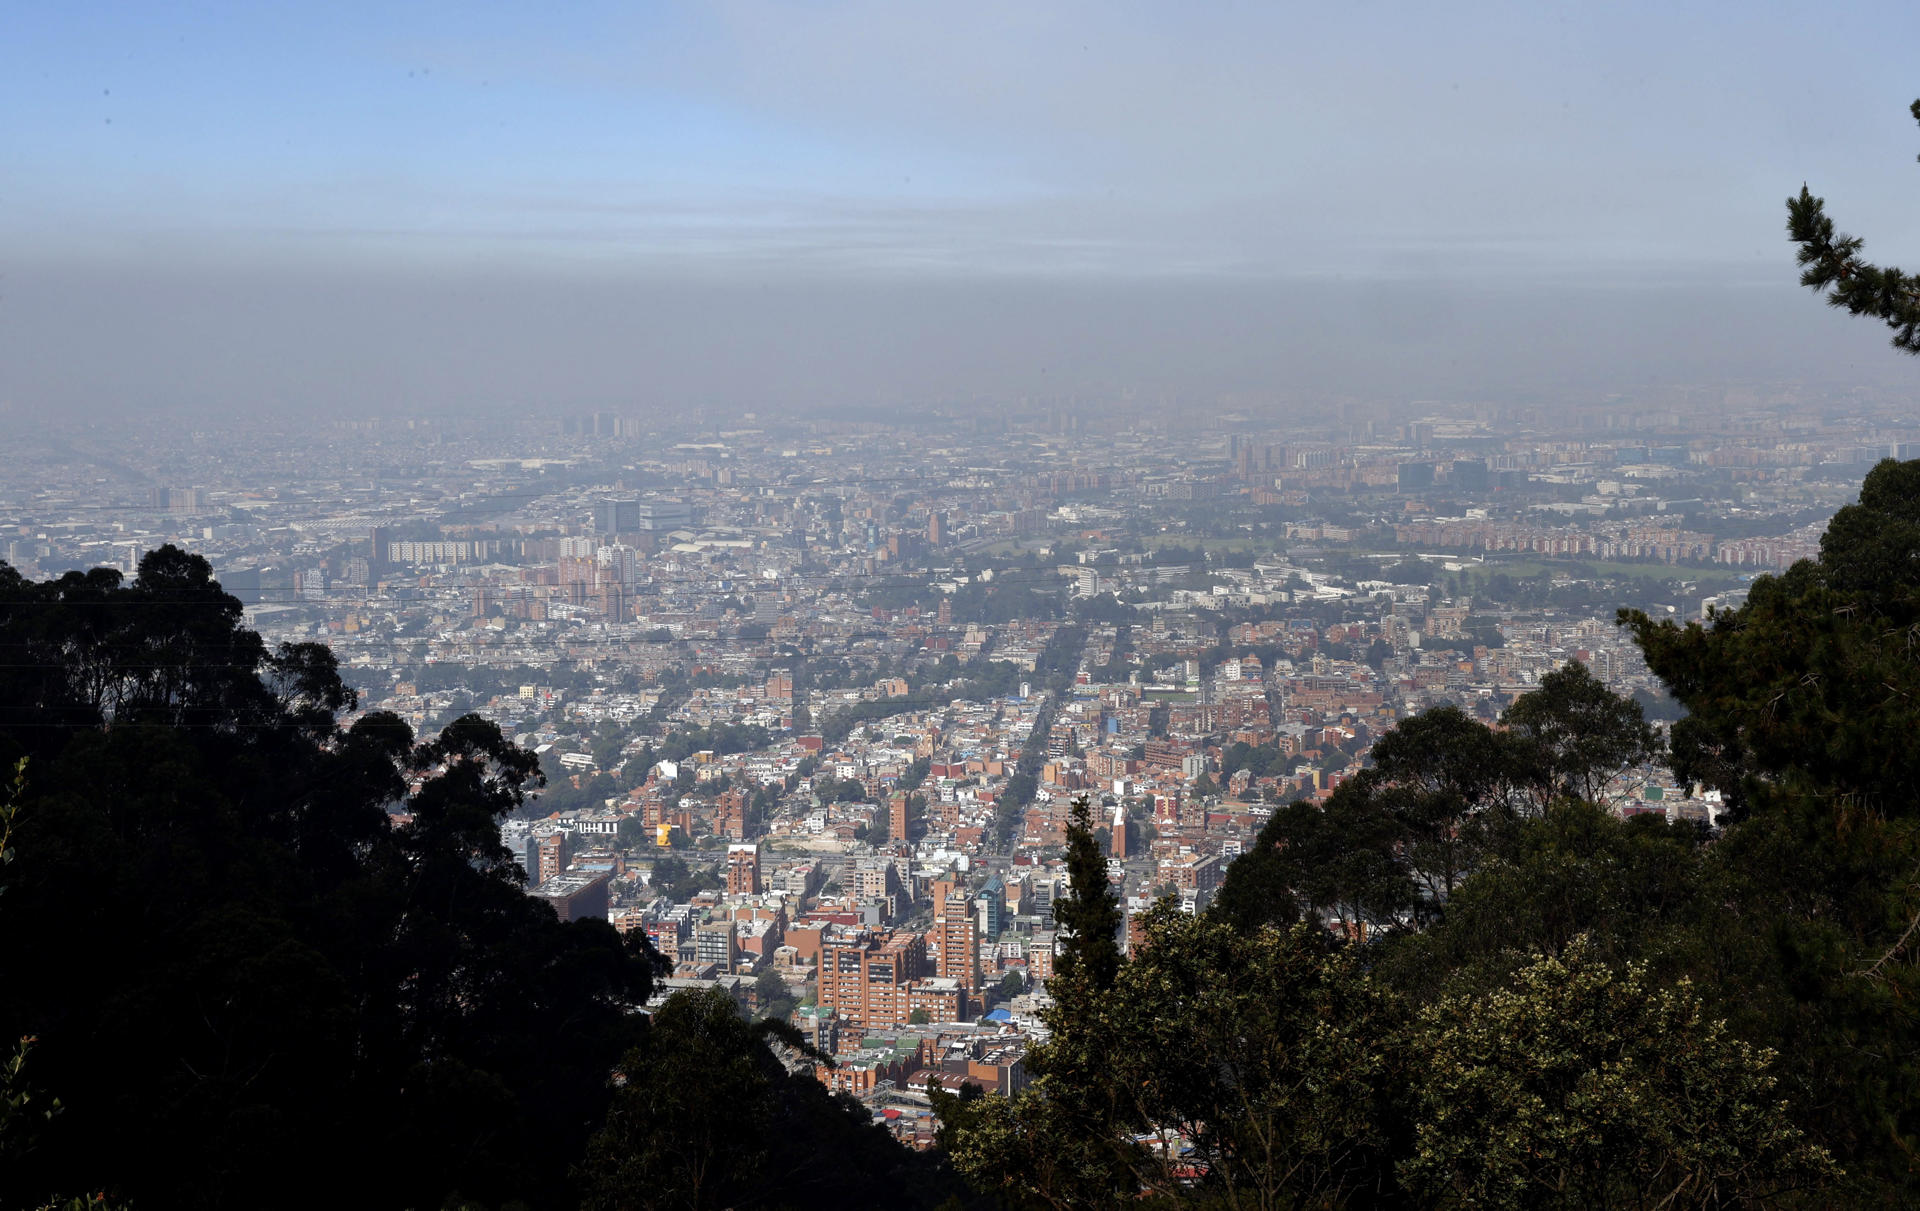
[5,1,1920,417]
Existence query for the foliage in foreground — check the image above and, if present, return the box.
[1405,939,1834,1209]
[941,814,1832,1209]
[0,549,960,1211]
[577,986,964,1211]
[940,907,1398,1210]
[938,458,1920,1208]
[1788,98,1920,354]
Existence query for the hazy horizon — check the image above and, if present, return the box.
[7,1,1920,417]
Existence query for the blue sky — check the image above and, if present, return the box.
[10,0,1920,277]
[5,2,1920,414]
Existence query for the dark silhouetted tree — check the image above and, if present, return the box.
[1788,99,1920,353]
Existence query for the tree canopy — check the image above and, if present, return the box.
[0,550,662,1209]
[0,548,964,1211]
[575,986,958,1211]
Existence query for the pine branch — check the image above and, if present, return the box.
[1787,100,1920,354]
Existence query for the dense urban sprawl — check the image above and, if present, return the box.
[4,389,1896,1147]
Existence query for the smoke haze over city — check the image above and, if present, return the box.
[7,0,1920,417]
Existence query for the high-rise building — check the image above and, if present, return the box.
[530,871,610,922]
[1450,460,1490,493]
[565,413,639,437]
[695,921,737,973]
[930,876,963,915]
[1397,462,1436,493]
[149,486,207,515]
[530,831,570,887]
[854,857,905,920]
[973,876,1005,941]
[632,501,692,531]
[933,891,979,993]
[1029,930,1056,982]
[593,499,639,535]
[596,543,641,591]
[817,930,926,1028]
[725,844,762,896]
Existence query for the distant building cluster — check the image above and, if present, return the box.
[387,539,505,565]
[7,387,1893,1140]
